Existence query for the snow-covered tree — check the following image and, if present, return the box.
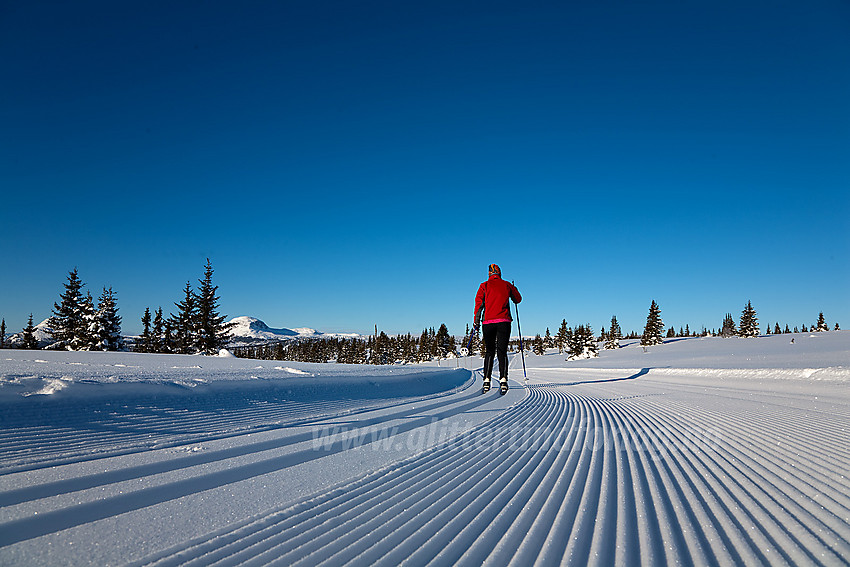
[738,301,759,338]
[80,291,101,350]
[815,312,829,332]
[435,323,453,358]
[533,334,544,355]
[162,319,175,353]
[152,307,165,352]
[96,287,123,351]
[417,329,431,361]
[139,307,153,353]
[640,300,664,346]
[21,314,39,350]
[604,315,621,349]
[720,313,737,338]
[568,324,598,360]
[195,259,233,355]
[555,319,569,354]
[171,281,197,354]
[49,268,87,350]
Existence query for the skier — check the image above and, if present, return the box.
[474,264,522,394]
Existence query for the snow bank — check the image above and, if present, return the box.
[528,330,850,371]
[0,351,471,403]
[650,366,850,382]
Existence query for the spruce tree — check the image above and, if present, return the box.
[738,301,759,338]
[435,324,452,359]
[532,334,544,355]
[195,259,233,355]
[96,287,123,351]
[605,315,621,349]
[568,324,598,359]
[641,300,664,346]
[80,291,102,350]
[774,323,781,335]
[171,281,198,354]
[153,307,165,353]
[22,314,39,350]
[418,329,431,361]
[49,268,86,350]
[162,320,175,353]
[720,313,737,337]
[0,318,5,348]
[815,312,829,332]
[140,308,153,353]
[555,319,569,354]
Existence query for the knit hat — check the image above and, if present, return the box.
[489,263,501,276]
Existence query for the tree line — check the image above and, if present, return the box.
[0,280,841,361]
[519,300,840,361]
[135,259,233,355]
[0,259,232,354]
[0,268,124,352]
[232,324,457,365]
[508,300,840,363]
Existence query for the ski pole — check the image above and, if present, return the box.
[512,283,527,380]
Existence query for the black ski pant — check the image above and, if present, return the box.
[483,321,511,380]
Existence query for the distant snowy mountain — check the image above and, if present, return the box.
[6,318,55,348]
[226,316,359,347]
[228,316,320,342]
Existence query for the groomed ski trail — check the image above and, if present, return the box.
[131,365,850,567]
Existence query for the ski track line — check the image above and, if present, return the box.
[0,387,466,474]
[0,385,483,509]
[5,366,850,567]
[130,367,850,567]
[0,382,489,547]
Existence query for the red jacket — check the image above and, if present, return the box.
[474,274,521,325]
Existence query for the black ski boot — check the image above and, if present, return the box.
[499,378,508,395]
[482,378,491,394]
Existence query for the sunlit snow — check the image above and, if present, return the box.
[1,331,848,565]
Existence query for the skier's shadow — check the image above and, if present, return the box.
[540,367,653,387]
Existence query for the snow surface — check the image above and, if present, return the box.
[1,332,849,565]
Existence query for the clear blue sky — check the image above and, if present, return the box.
[2,0,849,338]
